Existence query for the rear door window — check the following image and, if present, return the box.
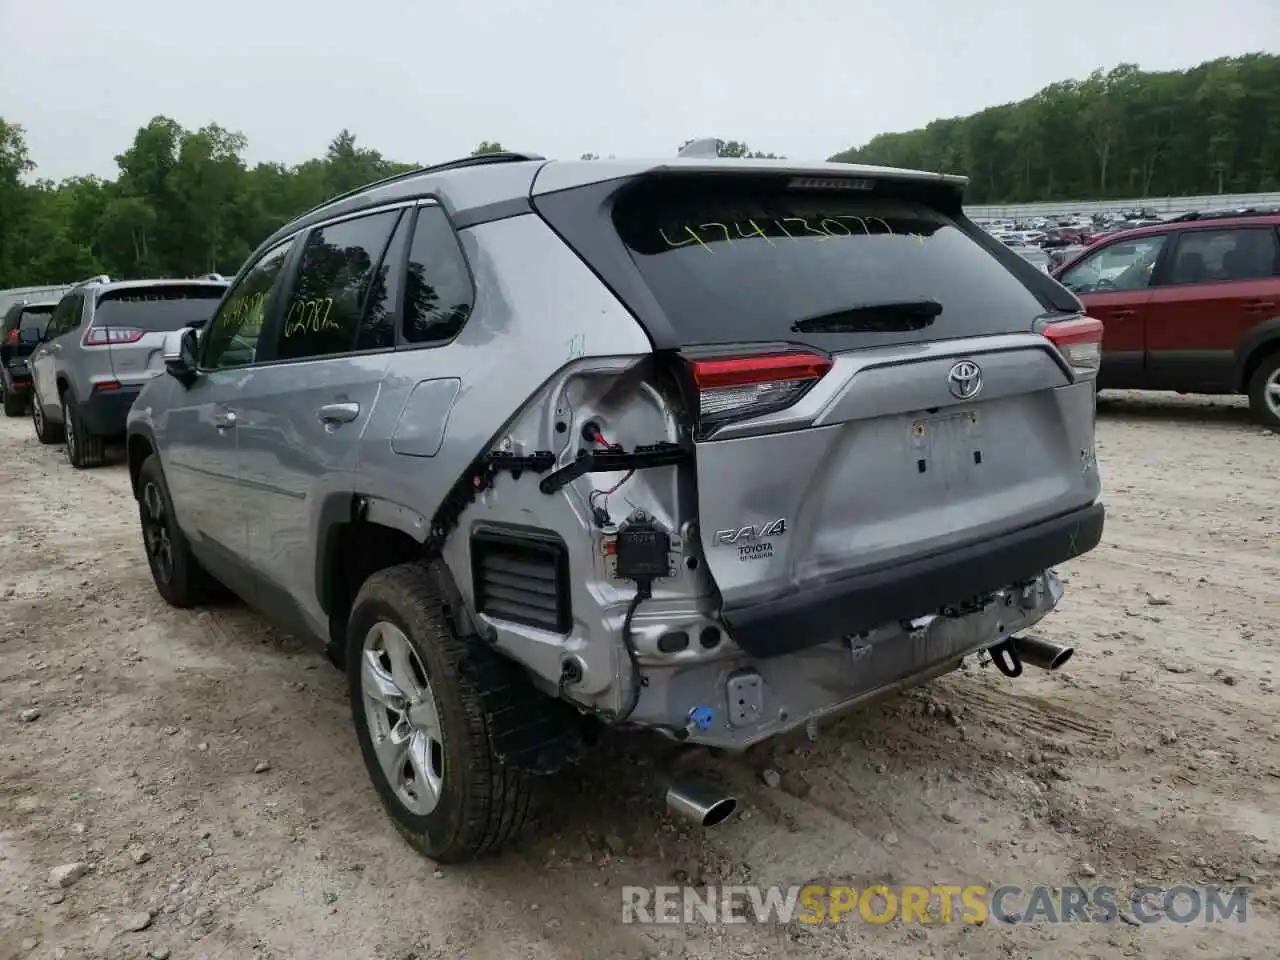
[1165,227,1280,285]
[94,285,226,332]
[275,209,402,362]
[610,179,1049,351]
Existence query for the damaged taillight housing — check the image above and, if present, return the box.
[686,351,832,439]
[1042,316,1103,381]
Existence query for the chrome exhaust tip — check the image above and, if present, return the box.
[1013,635,1075,671]
[665,776,737,828]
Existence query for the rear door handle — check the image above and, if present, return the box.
[1243,300,1276,312]
[212,410,237,429]
[317,401,360,424]
[1109,309,1137,319]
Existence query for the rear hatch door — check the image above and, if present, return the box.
[89,284,225,381]
[536,167,1099,620]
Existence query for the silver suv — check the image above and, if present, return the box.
[125,151,1106,862]
[30,278,226,467]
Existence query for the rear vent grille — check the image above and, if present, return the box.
[472,530,571,634]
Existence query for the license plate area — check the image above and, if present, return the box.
[910,408,985,486]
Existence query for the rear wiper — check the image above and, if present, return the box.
[791,299,942,334]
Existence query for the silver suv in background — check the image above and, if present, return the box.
[30,278,227,467]
[126,151,1105,862]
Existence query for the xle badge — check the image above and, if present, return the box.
[713,519,787,562]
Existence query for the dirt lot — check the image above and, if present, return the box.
[1,392,1278,960]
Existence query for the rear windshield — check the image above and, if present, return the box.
[611,180,1049,349]
[94,285,225,332]
[18,307,54,341]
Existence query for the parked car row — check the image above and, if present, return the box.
[1,278,227,464]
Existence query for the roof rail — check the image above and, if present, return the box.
[298,151,546,221]
[1168,207,1280,223]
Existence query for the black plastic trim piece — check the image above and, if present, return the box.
[538,441,690,494]
[471,526,572,634]
[722,502,1106,659]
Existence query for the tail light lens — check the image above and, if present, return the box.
[687,351,832,438]
[1043,316,1103,381]
[83,326,145,346]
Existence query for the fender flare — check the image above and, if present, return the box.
[1234,315,1280,391]
[313,492,429,617]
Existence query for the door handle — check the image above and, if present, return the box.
[317,401,360,424]
[1243,300,1276,312]
[212,410,237,429]
[1109,309,1137,319]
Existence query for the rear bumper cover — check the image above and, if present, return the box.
[722,502,1106,659]
[79,386,142,436]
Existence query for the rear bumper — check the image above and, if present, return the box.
[722,502,1106,659]
[79,386,142,437]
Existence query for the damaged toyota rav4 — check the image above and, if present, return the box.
[125,150,1105,862]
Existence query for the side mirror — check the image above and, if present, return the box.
[164,327,200,387]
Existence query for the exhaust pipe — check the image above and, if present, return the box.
[1013,635,1074,671]
[665,776,737,828]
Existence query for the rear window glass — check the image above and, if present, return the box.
[611,180,1048,348]
[18,307,54,340]
[94,285,226,332]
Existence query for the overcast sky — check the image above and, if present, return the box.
[3,0,1278,181]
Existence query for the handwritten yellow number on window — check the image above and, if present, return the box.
[734,220,774,246]
[699,222,733,246]
[659,226,712,253]
[781,217,828,240]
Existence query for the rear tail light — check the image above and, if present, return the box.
[93,381,122,393]
[5,329,17,344]
[687,351,832,437]
[1043,316,1103,381]
[83,326,145,346]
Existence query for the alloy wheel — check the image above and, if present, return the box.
[63,401,75,463]
[140,481,175,584]
[360,621,445,816]
[1265,368,1280,421]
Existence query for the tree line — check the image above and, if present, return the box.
[831,54,1280,204]
[2,52,1276,287]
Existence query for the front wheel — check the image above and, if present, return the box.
[31,394,63,444]
[1248,353,1280,433]
[347,563,534,863]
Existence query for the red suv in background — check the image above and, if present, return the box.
[1052,210,1280,430]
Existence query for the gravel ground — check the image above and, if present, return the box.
[1,391,1278,960]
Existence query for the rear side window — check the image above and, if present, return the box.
[1166,227,1280,284]
[611,179,1049,349]
[276,209,402,361]
[402,205,474,345]
[94,285,226,332]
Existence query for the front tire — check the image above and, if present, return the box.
[1248,353,1280,433]
[63,393,105,468]
[31,395,63,444]
[137,454,220,607]
[347,563,534,863]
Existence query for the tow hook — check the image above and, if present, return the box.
[988,639,1023,677]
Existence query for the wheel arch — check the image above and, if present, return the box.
[1235,317,1280,392]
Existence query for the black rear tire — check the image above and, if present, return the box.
[347,562,535,863]
[137,454,221,607]
[3,387,24,417]
[63,393,105,469]
[1247,352,1280,433]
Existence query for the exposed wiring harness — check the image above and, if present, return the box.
[584,424,635,527]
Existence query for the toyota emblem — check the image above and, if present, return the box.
[947,360,983,400]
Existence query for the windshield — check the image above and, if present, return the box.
[94,284,226,332]
[610,179,1047,350]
